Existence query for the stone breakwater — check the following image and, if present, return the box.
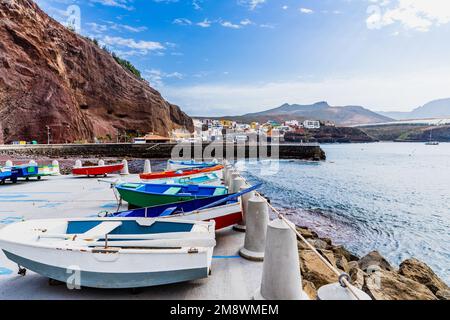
[296,225,450,300]
[0,143,326,161]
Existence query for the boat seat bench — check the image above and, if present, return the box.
[83,221,123,237]
[163,187,182,195]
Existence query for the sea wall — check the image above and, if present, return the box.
[0,143,326,161]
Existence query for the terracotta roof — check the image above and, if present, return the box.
[141,134,171,141]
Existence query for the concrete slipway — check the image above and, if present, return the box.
[0,175,263,300]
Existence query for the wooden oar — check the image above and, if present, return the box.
[195,183,263,211]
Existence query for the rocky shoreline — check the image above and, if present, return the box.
[295,225,449,300]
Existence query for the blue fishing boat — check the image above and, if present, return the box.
[0,167,13,184]
[116,182,228,208]
[167,159,218,170]
[113,184,262,230]
[154,173,221,186]
[11,164,39,181]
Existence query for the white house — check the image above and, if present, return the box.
[303,120,320,129]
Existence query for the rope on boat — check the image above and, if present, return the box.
[232,169,361,300]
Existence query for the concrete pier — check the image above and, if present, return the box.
[0,174,265,299]
[0,142,326,161]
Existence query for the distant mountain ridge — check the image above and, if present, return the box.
[378,98,450,120]
[212,101,393,126]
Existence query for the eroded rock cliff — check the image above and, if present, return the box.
[0,0,193,144]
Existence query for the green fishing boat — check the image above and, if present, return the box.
[115,182,228,208]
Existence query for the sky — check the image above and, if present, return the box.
[36,0,450,116]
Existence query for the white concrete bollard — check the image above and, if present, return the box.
[5,160,13,167]
[229,172,240,190]
[74,160,82,168]
[239,196,269,261]
[166,159,173,171]
[233,184,254,232]
[121,159,129,175]
[143,160,152,174]
[254,218,309,300]
[231,176,245,194]
[225,169,235,188]
[317,283,371,300]
[223,164,232,185]
[98,159,105,166]
[51,160,61,175]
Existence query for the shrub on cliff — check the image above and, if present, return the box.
[112,53,142,79]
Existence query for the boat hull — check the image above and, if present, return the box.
[117,187,199,207]
[0,218,215,289]
[117,202,243,230]
[72,164,124,176]
[3,250,208,289]
[140,165,223,180]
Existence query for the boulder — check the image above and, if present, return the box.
[398,259,449,295]
[302,280,317,300]
[435,289,450,300]
[307,239,329,250]
[364,270,437,300]
[296,227,318,239]
[349,266,366,290]
[332,245,359,262]
[335,254,350,273]
[299,249,338,288]
[358,251,394,272]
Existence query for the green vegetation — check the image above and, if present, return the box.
[111,52,142,79]
[84,37,142,79]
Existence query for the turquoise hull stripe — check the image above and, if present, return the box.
[66,220,193,235]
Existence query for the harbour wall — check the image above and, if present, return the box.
[0,143,326,161]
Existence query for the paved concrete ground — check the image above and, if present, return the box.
[0,174,263,300]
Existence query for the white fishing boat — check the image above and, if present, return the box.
[425,128,439,145]
[150,173,223,186]
[0,217,216,289]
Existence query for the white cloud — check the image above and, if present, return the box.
[367,0,450,32]
[197,19,212,28]
[238,0,266,11]
[300,8,314,14]
[143,69,184,88]
[192,0,202,10]
[90,0,134,11]
[240,19,253,26]
[102,36,165,51]
[173,18,192,26]
[160,69,450,115]
[86,22,108,33]
[282,5,289,10]
[221,21,242,29]
[259,23,275,29]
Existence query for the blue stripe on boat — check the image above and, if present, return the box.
[66,220,194,234]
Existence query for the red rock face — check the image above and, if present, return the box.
[0,0,193,144]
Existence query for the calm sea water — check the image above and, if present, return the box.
[239,142,450,284]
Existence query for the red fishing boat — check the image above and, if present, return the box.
[140,164,224,181]
[72,163,124,177]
